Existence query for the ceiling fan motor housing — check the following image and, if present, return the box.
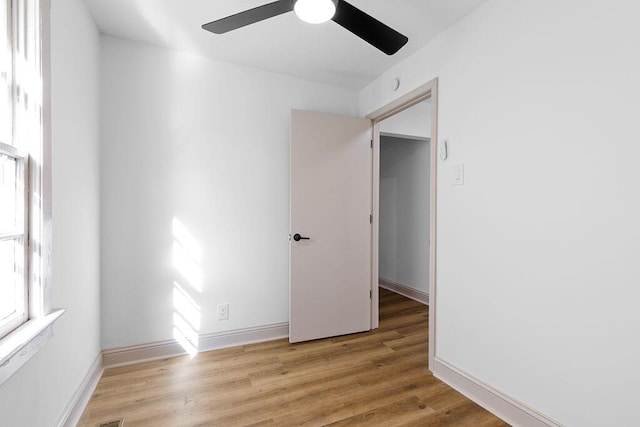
[294,0,339,24]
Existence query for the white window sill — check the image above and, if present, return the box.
[0,309,65,386]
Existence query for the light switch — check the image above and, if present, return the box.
[451,164,464,186]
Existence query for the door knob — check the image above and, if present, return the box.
[293,233,310,242]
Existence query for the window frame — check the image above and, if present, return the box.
[0,0,62,386]
[0,141,29,339]
[0,0,12,146]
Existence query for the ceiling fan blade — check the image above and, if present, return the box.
[202,0,294,34]
[331,0,408,55]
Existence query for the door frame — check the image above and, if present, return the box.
[366,78,438,371]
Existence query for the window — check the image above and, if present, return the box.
[0,0,61,384]
[0,0,10,147]
[0,0,28,340]
[0,145,27,340]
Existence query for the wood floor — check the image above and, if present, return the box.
[79,289,508,426]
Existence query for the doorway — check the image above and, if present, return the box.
[378,125,430,305]
[288,80,437,366]
[367,79,438,370]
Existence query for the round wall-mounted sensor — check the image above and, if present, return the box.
[391,78,400,91]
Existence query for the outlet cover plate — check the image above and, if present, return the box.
[217,303,229,321]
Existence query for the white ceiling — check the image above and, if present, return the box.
[84,0,487,90]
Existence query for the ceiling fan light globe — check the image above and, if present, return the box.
[294,0,337,24]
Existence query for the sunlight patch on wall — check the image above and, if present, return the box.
[172,218,202,292]
[172,218,202,357]
[173,282,201,331]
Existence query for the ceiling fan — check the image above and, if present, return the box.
[202,0,409,56]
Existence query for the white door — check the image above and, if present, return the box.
[290,109,372,343]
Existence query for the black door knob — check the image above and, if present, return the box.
[293,233,310,242]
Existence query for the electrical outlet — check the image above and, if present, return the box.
[217,303,229,321]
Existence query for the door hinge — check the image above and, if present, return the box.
[370,290,372,299]
[369,214,372,224]
[370,139,373,148]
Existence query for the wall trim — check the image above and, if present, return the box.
[366,80,435,122]
[57,352,104,427]
[103,322,289,368]
[379,277,429,305]
[433,358,562,427]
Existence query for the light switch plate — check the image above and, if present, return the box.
[451,164,464,186]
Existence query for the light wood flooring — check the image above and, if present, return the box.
[79,288,508,426]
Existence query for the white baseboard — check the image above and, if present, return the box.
[379,277,429,305]
[433,358,562,427]
[57,352,104,427]
[103,322,289,368]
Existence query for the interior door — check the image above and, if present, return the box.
[290,109,372,343]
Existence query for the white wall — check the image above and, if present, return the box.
[100,36,359,349]
[0,0,102,425]
[379,135,430,294]
[379,100,431,140]
[360,1,640,425]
